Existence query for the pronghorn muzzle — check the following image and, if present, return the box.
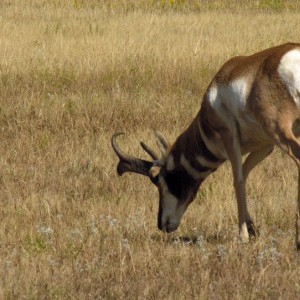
[112,132,178,232]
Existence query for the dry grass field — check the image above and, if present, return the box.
[1,0,300,298]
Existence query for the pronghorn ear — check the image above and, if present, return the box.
[149,166,160,184]
[155,131,169,157]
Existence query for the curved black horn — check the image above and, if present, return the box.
[140,141,159,160]
[155,131,169,156]
[111,133,153,176]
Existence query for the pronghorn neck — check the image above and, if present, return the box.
[166,117,224,181]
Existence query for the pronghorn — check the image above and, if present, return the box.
[112,43,300,249]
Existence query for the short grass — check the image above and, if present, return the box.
[0,1,300,298]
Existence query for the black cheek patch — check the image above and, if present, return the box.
[165,170,196,200]
[165,172,182,198]
[151,175,159,185]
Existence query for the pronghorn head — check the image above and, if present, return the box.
[112,132,200,233]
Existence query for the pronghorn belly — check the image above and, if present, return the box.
[278,49,300,108]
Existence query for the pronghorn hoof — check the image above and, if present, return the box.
[297,242,300,251]
[246,220,258,238]
[240,236,250,244]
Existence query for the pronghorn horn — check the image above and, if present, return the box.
[111,133,153,176]
[140,141,159,160]
[155,131,169,156]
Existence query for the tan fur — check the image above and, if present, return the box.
[162,43,300,246]
[113,43,300,249]
[198,43,300,245]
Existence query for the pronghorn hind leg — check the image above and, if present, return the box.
[297,169,300,250]
[276,126,300,250]
[242,146,274,237]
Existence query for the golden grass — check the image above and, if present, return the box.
[1,0,300,298]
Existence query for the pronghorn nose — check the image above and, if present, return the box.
[165,222,179,233]
[158,218,179,233]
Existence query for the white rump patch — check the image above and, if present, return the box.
[278,49,300,107]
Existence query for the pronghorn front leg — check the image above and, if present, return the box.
[242,146,274,236]
[221,128,249,242]
[242,146,274,180]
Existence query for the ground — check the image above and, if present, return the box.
[0,1,300,298]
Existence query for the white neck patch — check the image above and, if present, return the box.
[180,154,212,180]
